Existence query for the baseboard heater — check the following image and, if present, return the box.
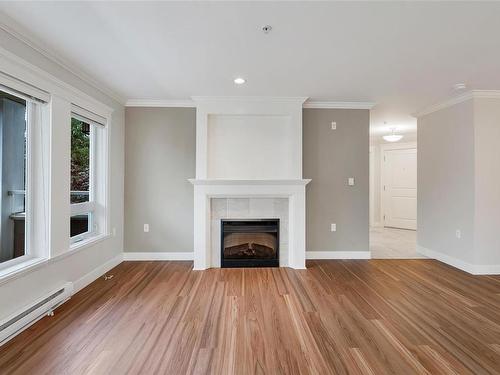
[0,282,73,346]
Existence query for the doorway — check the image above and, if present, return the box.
[370,140,423,259]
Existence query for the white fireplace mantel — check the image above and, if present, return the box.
[189,179,311,186]
[190,96,310,270]
[189,179,311,270]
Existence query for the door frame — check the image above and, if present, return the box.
[380,142,417,228]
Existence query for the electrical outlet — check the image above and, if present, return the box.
[144,224,150,233]
[455,229,461,239]
[331,121,337,130]
[348,177,355,186]
[331,223,337,232]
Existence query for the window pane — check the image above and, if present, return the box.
[0,91,27,263]
[71,213,91,238]
[71,118,90,203]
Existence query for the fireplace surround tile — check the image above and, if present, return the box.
[212,198,228,219]
[227,198,250,218]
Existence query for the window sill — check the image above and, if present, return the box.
[66,233,111,257]
[0,257,47,286]
[0,233,112,286]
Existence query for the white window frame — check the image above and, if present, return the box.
[69,109,108,246]
[0,89,49,272]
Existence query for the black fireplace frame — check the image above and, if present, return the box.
[221,219,279,268]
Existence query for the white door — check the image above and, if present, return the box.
[382,148,417,230]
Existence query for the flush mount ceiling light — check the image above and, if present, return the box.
[383,127,404,142]
[262,25,272,34]
[234,77,246,85]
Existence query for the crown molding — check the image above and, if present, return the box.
[0,46,114,116]
[470,90,500,99]
[0,18,126,105]
[414,90,500,117]
[191,96,309,104]
[303,101,376,109]
[126,98,377,109]
[126,99,195,108]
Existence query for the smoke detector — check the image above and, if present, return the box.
[262,25,273,34]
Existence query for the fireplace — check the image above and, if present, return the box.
[221,219,279,268]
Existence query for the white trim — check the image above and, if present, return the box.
[0,234,111,286]
[417,245,500,275]
[370,222,383,228]
[0,46,114,118]
[0,71,50,102]
[73,253,123,293]
[125,99,195,108]
[303,101,376,109]
[192,96,308,105]
[125,98,376,110]
[306,251,371,260]
[414,90,500,118]
[0,257,45,285]
[123,252,194,261]
[70,201,95,217]
[0,21,125,105]
[71,105,107,126]
[369,146,375,226]
[189,179,311,186]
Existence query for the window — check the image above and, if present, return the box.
[0,91,28,264]
[70,109,107,244]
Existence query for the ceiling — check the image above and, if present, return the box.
[1,1,500,138]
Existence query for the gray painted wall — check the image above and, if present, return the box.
[303,108,369,253]
[124,107,195,253]
[418,100,476,263]
[124,107,370,255]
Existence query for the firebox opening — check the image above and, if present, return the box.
[221,219,279,268]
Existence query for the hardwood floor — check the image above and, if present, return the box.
[1,260,500,374]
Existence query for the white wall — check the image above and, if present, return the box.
[0,29,124,319]
[418,99,475,264]
[207,114,295,179]
[473,98,500,265]
[417,93,500,273]
[194,97,304,180]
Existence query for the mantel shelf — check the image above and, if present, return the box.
[188,179,311,186]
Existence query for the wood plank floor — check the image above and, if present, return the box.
[1,260,500,374]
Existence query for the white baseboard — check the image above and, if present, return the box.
[123,252,194,261]
[417,245,500,275]
[73,253,124,293]
[306,251,371,260]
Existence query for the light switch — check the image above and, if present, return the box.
[348,177,355,186]
[144,224,150,233]
[331,121,337,130]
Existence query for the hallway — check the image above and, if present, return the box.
[370,227,425,259]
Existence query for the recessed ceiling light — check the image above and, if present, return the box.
[453,83,467,91]
[234,77,246,85]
